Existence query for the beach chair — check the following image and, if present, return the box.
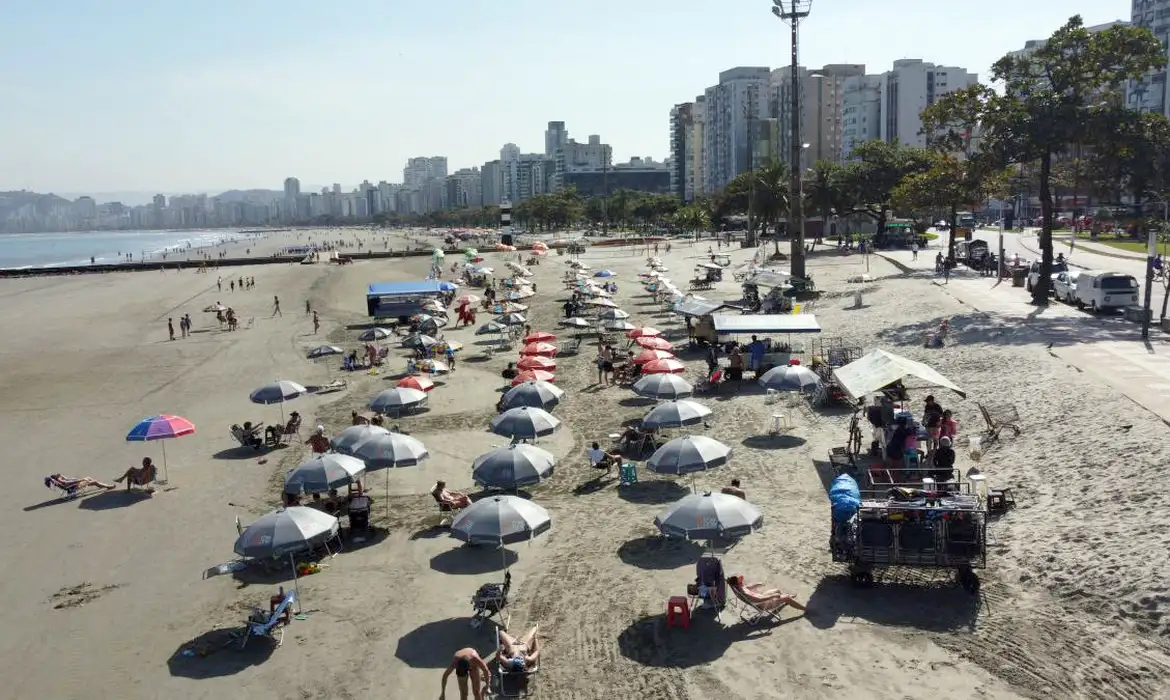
[470,570,511,629]
[978,402,1021,444]
[239,590,296,649]
[726,580,786,626]
[43,474,101,500]
[431,491,462,527]
[496,625,539,698]
[230,424,264,450]
[559,337,582,356]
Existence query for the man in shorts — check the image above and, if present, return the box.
[440,647,491,700]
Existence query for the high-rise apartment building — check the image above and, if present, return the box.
[500,143,521,203]
[481,160,505,207]
[772,64,865,171]
[553,135,612,191]
[839,60,977,158]
[283,177,300,200]
[670,103,696,201]
[701,67,772,195]
[544,121,569,157]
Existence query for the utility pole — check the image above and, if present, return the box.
[601,156,609,237]
[745,100,756,246]
[772,0,812,280]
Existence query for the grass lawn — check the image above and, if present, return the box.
[1061,231,1150,254]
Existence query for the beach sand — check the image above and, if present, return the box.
[2,229,1170,699]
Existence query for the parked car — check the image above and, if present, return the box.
[1073,270,1140,313]
[1053,270,1080,303]
[1025,258,1069,293]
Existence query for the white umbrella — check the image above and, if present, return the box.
[560,317,592,329]
[605,320,638,331]
[758,365,822,392]
[588,298,618,308]
[369,387,429,415]
[359,327,393,342]
[598,308,631,321]
[306,345,343,359]
[655,492,762,540]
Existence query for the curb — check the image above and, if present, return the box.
[1021,235,1145,264]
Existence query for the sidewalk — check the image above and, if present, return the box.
[875,249,1170,425]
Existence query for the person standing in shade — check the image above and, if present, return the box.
[272,295,282,317]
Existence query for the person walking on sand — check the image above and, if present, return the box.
[439,647,491,700]
[312,311,320,334]
[305,300,311,315]
[217,277,222,292]
[911,241,919,261]
[230,280,235,293]
[168,318,175,341]
[272,295,282,317]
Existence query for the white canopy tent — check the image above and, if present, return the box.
[832,348,965,401]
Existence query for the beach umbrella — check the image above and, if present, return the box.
[588,298,618,309]
[450,495,552,547]
[758,365,822,393]
[234,506,341,608]
[501,380,564,410]
[626,327,662,339]
[594,270,617,278]
[457,294,481,306]
[476,321,507,335]
[359,327,393,342]
[655,492,762,540]
[505,289,535,301]
[495,301,528,313]
[306,345,344,359]
[632,373,694,400]
[284,454,366,495]
[597,308,630,321]
[635,336,674,351]
[642,399,712,431]
[647,436,732,476]
[396,375,435,392]
[402,333,439,350]
[369,387,428,415]
[439,281,459,292]
[642,358,687,375]
[633,348,676,365]
[523,331,557,343]
[490,406,561,440]
[519,342,558,357]
[422,300,446,314]
[125,414,195,484]
[495,312,528,326]
[203,303,228,312]
[471,444,556,490]
[560,317,592,329]
[605,320,638,332]
[517,355,556,371]
[330,425,430,468]
[249,380,306,425]
[511,369,555,385]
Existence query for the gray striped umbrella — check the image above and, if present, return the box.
[654,492,762,540]
[450,495,551,546]
[284,454,366,495]
[646,435,732,476]
[234,506,340,558]
[472,444,556,489]
[758,365,821,392]
[368,387,428,415]
[490,406,561,440]
[642,399,712,430]
[501,380,564,410]
[358,327,393,342]
[330,425,430,469]
[632,373,694,400]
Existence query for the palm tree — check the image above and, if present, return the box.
[804,161,840,245]
[750,160,789,256]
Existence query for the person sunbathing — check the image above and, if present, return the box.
[726,574,807,611]
[498,625,541,673]
[47,474,114,491]
[432,480,471,509]
[114,457,157,490]
[440,647,491,700]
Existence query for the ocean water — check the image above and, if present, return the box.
[0,229,255,269]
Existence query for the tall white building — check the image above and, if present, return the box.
[701,67,772,194]
[481,160,505,207]
[553,135,611,191]
[544,121,569,157]
[772,64,864,171]
[691,95,706,197]
[670,102,696,201]
[500,143,521,203]
[839,60,977,158]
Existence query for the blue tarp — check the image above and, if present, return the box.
[829,474,861,522]
[367,281,444,297]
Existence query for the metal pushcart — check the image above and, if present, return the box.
[830,485,987,594]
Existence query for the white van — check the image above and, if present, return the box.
[1073,271,1139,313]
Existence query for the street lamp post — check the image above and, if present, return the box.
[772,0,812,281]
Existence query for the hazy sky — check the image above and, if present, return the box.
[0,0,1134,194]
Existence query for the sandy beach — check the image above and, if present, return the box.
[3,227,1170,700]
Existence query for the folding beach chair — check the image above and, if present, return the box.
[239,590,296,649]
[43,474,102,501]
[470,570,511,629]
[726,580,786,626]
[496,625,539,698]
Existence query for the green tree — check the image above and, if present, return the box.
[892,153,1006,261]
[923,16,1164,302]
[834,140,933,235]
[804,161,848,245]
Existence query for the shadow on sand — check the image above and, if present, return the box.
[24,495,79,512]
[430,546,518,575]
[876,308,1144,349]
[741,434,807,450]
[805,574,981,632]
[213,445,282,461]
[615,480,689,505]
[617,536,703,570]
[167,627,274,678]
[76,489,153,510]
[617,613,785,668]
[395,617,497,669]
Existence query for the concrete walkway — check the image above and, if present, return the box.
[876,248,1170,425]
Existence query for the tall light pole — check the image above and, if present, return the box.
[773,0,812,280]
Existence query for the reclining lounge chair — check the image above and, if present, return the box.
[726,578,787,626]
[239,589,297,649]
[44,474,106,500]
[496,623,539,698]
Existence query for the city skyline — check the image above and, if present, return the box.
[0,0,1133,193]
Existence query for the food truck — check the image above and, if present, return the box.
[366,281,445,322]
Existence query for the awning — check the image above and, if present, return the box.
[744,270,793,288]
[712,314,821,335]
[674,300,740,317]
[367,281,445,297]
[831,349,965,400]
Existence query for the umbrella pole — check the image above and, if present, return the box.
[158,441,170,484]
[288,552,303,613]
[386,469,391,521]
[690,472,697,494]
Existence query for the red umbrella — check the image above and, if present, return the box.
[642,358,687,374]
[523,331,558,343]
[517,355,557,371]
[396,375,435,392]
[512,369,555,385]
[519,342,558,357]
[626,327,661,339]
[633,348,675,365]
[635,336,673,351]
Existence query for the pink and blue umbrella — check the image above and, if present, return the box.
[126,414,196,483]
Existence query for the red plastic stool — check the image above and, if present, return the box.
[665,596,690,629]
